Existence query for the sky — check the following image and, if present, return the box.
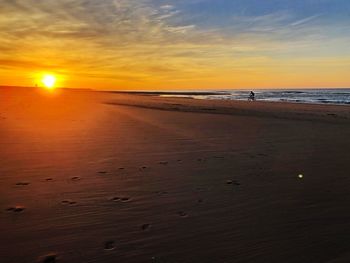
[0,0,350,90]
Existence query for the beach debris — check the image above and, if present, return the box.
[45,178,53,182]
[37,253,57,263]
[98,171,107,174]
[104,240,116,250]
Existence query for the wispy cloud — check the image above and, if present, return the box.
[290,14,322,26]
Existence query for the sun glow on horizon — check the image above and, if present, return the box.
[42,75,56,89]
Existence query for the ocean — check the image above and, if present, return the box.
[161,89,350,105]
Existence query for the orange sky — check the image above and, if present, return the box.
[1,1,350,90]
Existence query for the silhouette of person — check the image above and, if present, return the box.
[249,91,255,101]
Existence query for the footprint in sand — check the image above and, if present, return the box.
[159,161,168,165]
[226,180,241,186]
[61,200,77,206]
[6,205,25,213]
[155,191,169,196]
[16,182,30,186]
[177,211,188,218]
[120,197,131,202]
[111,197,121,202]
[196,187,208,192]
[110,197,130,203]
[119,167,125,170]
[71,176,81,181]
[104,241,116,251]
[141,223,151,231]
[139,166,148,171]
[98,171,107,174]
[45,178,53,182]
[37,253,58,263]
[327,113,337,117]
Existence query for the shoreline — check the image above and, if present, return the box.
[2,86,350,106]
[104,93,350,123]
[101,88,350,107]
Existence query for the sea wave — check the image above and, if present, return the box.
[161,89,350,105]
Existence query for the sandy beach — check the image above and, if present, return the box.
[1,87,350,263]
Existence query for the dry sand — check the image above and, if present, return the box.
[1,87,350,263]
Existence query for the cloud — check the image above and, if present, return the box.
[0,0,350,88]
[290,14,322,26]
[160,4,174,10]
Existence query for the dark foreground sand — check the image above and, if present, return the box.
[1,87,350,263]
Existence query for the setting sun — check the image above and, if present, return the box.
[42,75,56,89]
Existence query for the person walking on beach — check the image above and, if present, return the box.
[248,91,255,101]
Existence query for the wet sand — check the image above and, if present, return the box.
[1,87,350,263]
